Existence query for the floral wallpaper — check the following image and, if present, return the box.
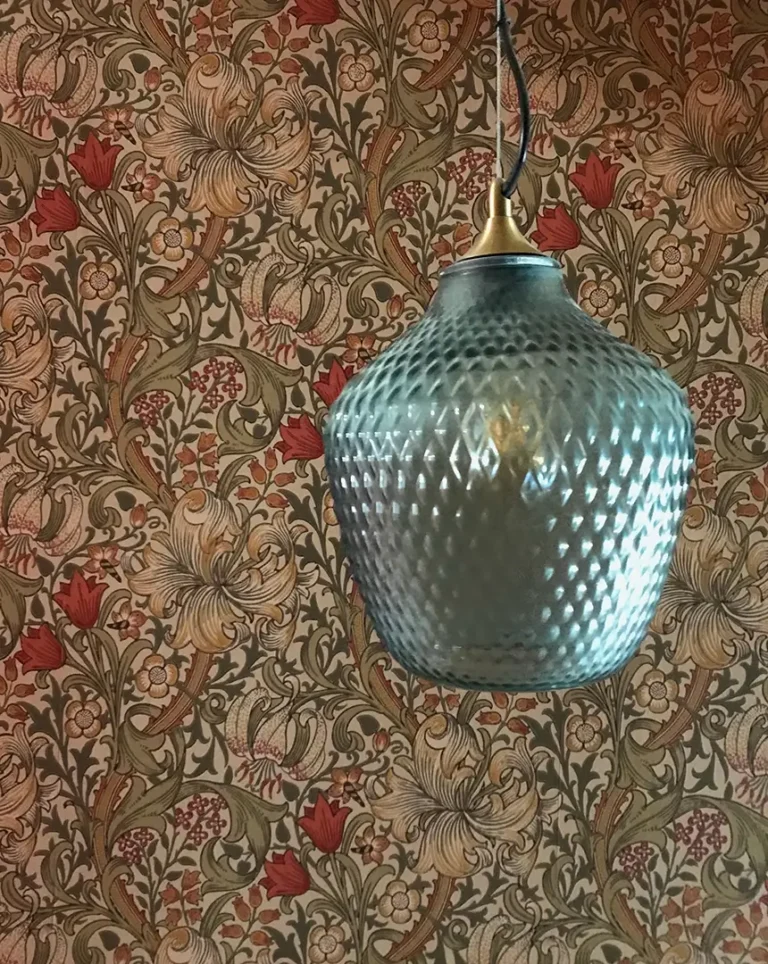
[1,0,768,962]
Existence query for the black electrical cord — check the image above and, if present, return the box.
[497,8,531,200]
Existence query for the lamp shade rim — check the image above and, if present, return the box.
[441,253,560,277]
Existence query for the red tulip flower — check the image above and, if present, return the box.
[275,414,324,461]
[54,570,107,629]
[68,132,123,190]
[260,851,311,898]
[298,793,350,853]
[569,152,622,209]
[531,204,582,252]
[289,0,339,27]
[16,624,65,673]
[313,360,354,408]
[30,186,81,234]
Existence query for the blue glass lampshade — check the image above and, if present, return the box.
[324,188,693,691]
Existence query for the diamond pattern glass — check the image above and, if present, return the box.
[324,255,694,691]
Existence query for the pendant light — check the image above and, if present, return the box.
[323,4,694,692]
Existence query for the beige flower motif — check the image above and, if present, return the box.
[650,234,693,279]
[342,333,375,369]
[84,544,120,579]
[135,654,178,699]
[468,917,569,964]
[329,766,363,803]
[639,70,768,234]
[240,252,340,361]
[0,924,35,964]
[353,824,389,865]
[126,490,314,653]
[470,918,528,964]
[580,279,616,319]
[600,123,636,160]
[155,928,224,964]
[99,105,134,140]
[370,713,556,878]
[323,490,338,527]
[140,53,330,218]
[502,50,597,137]
[624,179,661,220]
[408,10,449,53]
[125,162,161,202]
[378,880,420,925]
[565,713,602,752]
[0,24,96,131]
[151,217,194,262]
[109,601,147,640]
[0,921,66,964]
[652,505,768,669]
[339,53,374,92]
[0,463,82,573]
[225,685,326,788]
[740,268,768,342]
[725,704,768,810]
[0,285,73,429]
[80,260,118,301]
[0,924,28,964]
[0,724,60,866]
[308,925,345,964]
[740,269,768,364]
[635,669,679,714]
[658,944,709,964]
[64,700,102,739]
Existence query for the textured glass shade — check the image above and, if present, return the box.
[324,255,694,691]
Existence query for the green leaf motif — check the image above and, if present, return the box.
[180,780,287,893]
[117,717,171,777]
[108,770,184,845]
[0,121,56,225]
[132,269,184,339]
[193,343,301,455]
[0,566,42,643]
[680,796,768,907]
[124,334,200,407]
[232,0,288,21]
[381,128,453,198]
[609,785,684,860]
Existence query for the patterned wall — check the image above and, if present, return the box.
[1,0,767,962]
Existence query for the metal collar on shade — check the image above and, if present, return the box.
[460,8,542,261]
[461,179,541,259]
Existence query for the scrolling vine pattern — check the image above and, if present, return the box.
[1,1,768,963]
